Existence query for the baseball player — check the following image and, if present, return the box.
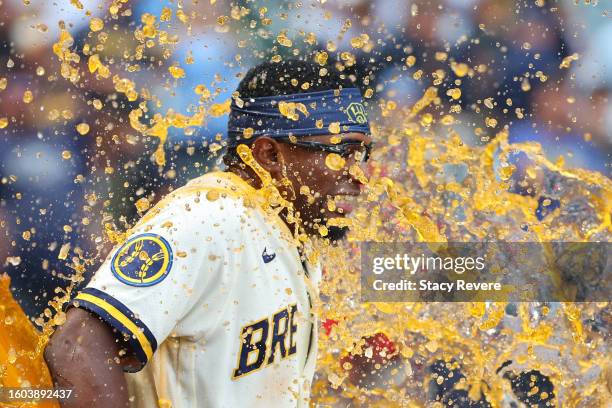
[44,59,372,407]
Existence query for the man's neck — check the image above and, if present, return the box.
[224,166,311,238]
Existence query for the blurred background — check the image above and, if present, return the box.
[0,0,609,318]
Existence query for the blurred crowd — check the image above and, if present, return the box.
[0,0,610,317]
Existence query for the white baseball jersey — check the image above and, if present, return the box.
[73,171,321,407]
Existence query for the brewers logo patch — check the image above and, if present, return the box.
[111,233,173,287]
[346,102,368,124]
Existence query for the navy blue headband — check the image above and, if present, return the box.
[227,88,370,145]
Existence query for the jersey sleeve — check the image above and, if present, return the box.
[72,193,238,371]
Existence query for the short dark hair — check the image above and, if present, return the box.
[235,59,355,98]
[223,58,356,166]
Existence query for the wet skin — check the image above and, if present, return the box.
[227,132,372,240]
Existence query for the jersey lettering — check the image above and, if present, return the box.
[233,304,298,379]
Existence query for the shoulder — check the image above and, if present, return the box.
[130,174,268,248]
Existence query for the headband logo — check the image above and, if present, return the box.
[346,102,368,124]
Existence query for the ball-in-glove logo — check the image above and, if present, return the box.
[111,233,173,287]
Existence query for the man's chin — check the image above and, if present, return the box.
[325,225,349,242]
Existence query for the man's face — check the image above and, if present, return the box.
[273,132,372,240]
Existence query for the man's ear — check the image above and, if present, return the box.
[251,137,284,178]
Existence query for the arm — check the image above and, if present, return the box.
[44,308,131,408]
[43,191,220,407]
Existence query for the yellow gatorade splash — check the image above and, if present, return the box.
[0,275,59,408]
[309,91,611,406]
